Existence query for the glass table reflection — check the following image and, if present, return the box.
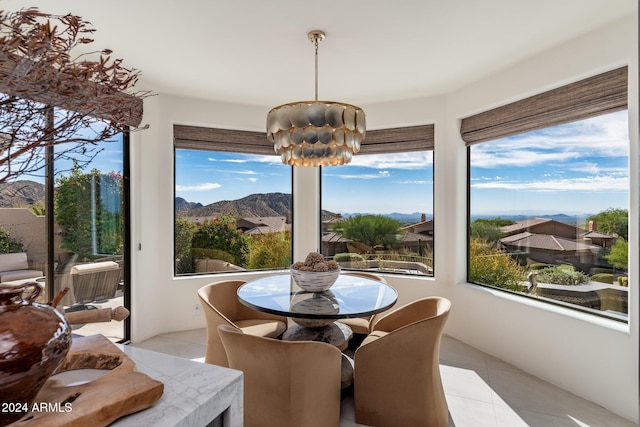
[237,273,397,322]
[237,273,397,347]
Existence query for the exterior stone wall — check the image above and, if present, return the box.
[0,208,62,266]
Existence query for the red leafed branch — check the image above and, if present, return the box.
[0,7,152,182]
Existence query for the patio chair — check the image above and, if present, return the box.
[70,261,121,305]
[218,324,342,427]
[339,271,387,335]
[354,296,451,427]
[197,280,287,367]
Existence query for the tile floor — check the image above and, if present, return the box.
[130,329,636,427]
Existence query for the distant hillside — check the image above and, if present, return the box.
[0,180,45,207]
[340,212,428,224]
[178,193,293,218]
[175,197,203,211]
[470,213,589,226]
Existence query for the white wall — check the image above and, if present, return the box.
[130,14,638,422]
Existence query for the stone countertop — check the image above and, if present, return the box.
[110,344,243,427]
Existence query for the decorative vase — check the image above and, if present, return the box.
[0,282,72,427]
[290,266,341,292]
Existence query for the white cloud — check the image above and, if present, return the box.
[230,170,257,175]
[327,173,385,180]
[248,177,258,183]
[393,180,430,185]
[471,110,629,169]
[471,175,627,192]
[176,183,221,191]
[350,151,433,170]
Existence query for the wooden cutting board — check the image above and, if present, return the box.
[16,334,164,427]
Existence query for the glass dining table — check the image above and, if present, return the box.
[237,273,398,349]
[238,272,397,389]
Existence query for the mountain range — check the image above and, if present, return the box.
[0,180,45,207]
[0,181,591,226]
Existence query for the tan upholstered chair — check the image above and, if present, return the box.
[197,280,287,367]
[218,324,342,427]
[339,271,387,335]
[354,297,451,427]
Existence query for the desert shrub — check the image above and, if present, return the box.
[334,252,365,262]
[248,231,291,269]
[591,273,613,284]
[0,227,24,254]
[536,266,589,286]
[175,218,198,259]
[590,267,613,275]
[191,248,235,263]
[469,238,526,292]
[529,263,554,270]
[191,214,249,267]
[175,251,196,274]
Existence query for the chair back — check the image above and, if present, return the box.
[197,280,247,366]
[218,324,342,427]
[355,297,451,427]
[198,280,286,367]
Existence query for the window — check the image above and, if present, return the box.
[321,125,434,276]
[0,109,128,341]
[174,126,292,276]
[465,67,629,321]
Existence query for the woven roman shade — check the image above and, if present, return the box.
[174,124,434,155]
[460,66,628,145]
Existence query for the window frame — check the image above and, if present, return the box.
[319,124,436,277]
[173,125,294,276]
[464,67,629,322]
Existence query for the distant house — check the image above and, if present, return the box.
[321,213,433,257]
[401,214,433,235]
[183,215,290,235]
[501,218,580,239]
[236,216,289,234]
[499,218,615,271]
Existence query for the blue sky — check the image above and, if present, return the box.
[175,149,434,214]
[53,108,624,218]
[175,109,627,217]
[470,110,628,215]
[175,151,291,205]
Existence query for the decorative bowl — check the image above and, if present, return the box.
[290,266,340,292]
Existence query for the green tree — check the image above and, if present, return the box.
[175,218,198,259]
[0,227,24,254]
[470,218,513,242]
[55,164,123,259]
[191,214,249,267]
[469,238,526,291]
[331,215,404,249]
[248,231,292,269]
[605,237,628,270]
[588,208,628,239]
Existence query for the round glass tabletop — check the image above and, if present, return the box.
[237,273,398,320]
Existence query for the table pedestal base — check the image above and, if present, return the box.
[282,322,354,388]
[282,321,352,351]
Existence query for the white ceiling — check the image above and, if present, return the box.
[1,1,637,107]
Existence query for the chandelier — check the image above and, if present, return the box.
[266,30,366,166]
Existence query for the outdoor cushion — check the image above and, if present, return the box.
[0,252,30,272]
[70,261,119,274]
[0,269,44,283]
